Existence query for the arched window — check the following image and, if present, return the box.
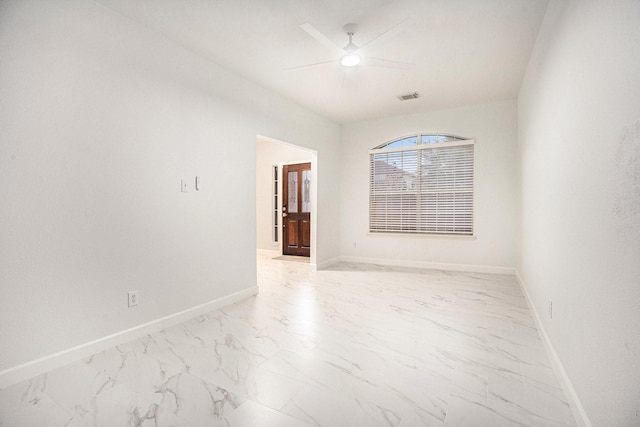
[369,134,474,235]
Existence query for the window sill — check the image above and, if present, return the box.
[367,232,476,240]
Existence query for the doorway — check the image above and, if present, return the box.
[256,135,317,266]
[282,162,311,257]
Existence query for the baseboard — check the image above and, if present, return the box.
[515,271,592,427]
[257,249,280,257]
[315,256,342,270]
[0,286,258,389]
[337,255,516,275]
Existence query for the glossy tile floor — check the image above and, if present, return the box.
[0,252,578,426]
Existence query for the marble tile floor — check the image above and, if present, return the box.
[0,252,578,427]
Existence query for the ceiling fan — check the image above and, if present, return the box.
[286,19,415,71]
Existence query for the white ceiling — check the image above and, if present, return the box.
[95,0,549,124]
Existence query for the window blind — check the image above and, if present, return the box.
[369,139,474,235]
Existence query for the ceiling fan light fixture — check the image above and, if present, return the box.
[341,53,361,67]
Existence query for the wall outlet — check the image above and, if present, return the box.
[548,299,553,319]
[128,290,139,308]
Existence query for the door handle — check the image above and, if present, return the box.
[283,213,287,217]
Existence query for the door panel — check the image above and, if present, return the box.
[282,163,311,257]
[301,220,311,248]
[286,219,299,247]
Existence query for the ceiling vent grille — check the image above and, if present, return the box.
[398,92,420,101]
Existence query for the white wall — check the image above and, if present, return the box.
[340,100,518,271]
[0,0,340,375]
[518,1,640,425]
[256,138,314,252]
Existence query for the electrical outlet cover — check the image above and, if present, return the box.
[128,291,139,307]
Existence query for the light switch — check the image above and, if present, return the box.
[181,179,188,193]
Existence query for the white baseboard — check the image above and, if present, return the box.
[0,286,258,389]
[257,249,280,257]
[515,271,591,427]
[337,255,516,275]
[315,256,342,270]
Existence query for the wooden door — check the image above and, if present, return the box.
[282,163,311,257]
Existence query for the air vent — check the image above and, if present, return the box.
[398,92,420,101]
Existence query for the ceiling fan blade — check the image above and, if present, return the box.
[300,23,344,54]
[283,59,337,71]
[362,57,416,70]
[359,18,413,51]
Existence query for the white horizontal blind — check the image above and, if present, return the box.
[370,139,474,235]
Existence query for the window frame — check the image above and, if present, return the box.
[368,134,475,236]
[272,165,279,245]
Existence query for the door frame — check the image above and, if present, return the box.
[257,135,318,267]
